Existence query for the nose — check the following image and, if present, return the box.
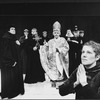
[82,52,87,58]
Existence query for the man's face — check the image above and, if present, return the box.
[81,45,98,67]
[53,29,60,39]
[9,27,16,34]
[31,29,37,35]
[73,30,79,37]
[43,31,47,37]
[80,33,84,37]
[24,31,29,36]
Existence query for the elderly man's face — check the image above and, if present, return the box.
[53,29,60,39]
[81,45,98,68]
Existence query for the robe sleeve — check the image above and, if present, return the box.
[58,38,69,55]
[79,72,100,99]
[0,38,16,68]
[59,69,77,96]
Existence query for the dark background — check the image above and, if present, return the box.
[0,1,100,42]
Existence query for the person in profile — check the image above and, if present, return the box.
[0,26,24,99]
[59,40,100,99]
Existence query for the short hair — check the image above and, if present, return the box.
[83,40,100,56]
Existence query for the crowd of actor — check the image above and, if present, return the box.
[0,20,100,100]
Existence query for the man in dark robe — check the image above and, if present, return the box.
[19,29,29,78]
[0,27,25,99]
[24,28,45,83]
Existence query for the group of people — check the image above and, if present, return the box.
[0,20,100,100]
[19,28,46,84]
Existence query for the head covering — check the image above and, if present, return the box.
[24,29,28,32]
[53,21,61,31]
[66,29,74,37]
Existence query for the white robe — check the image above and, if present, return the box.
[39,37,69,81]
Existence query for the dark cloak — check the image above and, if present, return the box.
[24,34,45,83]
[59,61,100,99]
[0,32,25,99]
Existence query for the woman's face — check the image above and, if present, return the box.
[81,45,98,67]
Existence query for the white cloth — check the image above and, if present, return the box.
[56,52,63,76]
[39,37,69,81]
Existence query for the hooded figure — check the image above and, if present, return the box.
[0,27,24,99]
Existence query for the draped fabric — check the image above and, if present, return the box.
[24,34,45,83]
[39,37,69,81]
[0,32,24,99]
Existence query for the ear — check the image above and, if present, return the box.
[96,55,100,61]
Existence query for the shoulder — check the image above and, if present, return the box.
[48,38,54,43]
[95,71,100,78]
[89,70,100,86]
[60,37,67,41]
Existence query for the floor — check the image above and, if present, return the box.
[13,80,75,99]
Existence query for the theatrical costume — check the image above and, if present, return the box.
[0,32,24,99]
[24,34,45,83]
[39,36,69,81]
[59,62,100,99]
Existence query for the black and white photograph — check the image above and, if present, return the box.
[0,0,100,99]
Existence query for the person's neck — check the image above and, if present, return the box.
[85,62,96,69]
[54,36,60,39]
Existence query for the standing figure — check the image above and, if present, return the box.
[42,31,48,45]
[78,30,85,49]
[59,40,100,99]
[0,27,24,99]
[19,29,29,80]
[68,26,80,75]
[78,30,85,65]
[24,28,45,84]
[39,21,69,87]
[65,29,77,75]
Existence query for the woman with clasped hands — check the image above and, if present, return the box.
[59,40,100,99]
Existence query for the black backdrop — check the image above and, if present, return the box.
[0,2,100,42]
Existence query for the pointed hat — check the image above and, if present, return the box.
[53,21,61,30]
